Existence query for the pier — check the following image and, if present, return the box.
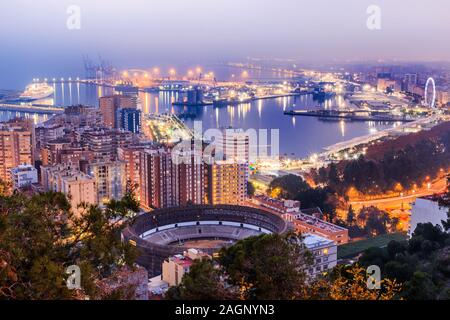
[284,109,415,122]
[0,103,64,115]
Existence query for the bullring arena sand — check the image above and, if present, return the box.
[171,239,234,249]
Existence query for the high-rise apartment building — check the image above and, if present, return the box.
[172,150,205,206]
[404,73,418,92]
[214,129,251,164]
[40,138,72,166]
[206,160,247,205]
[0,118,34,182]
[117,108,141,133]
[139,149,175,209]
[118,145,147,197]
[139,148,206,209]
[81,128,134,161]
[86,161,126,205]
[35,123,65,155]
[99,95,136,128]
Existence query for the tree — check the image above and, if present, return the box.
[357,206,396,236]
[295,186,338,218]
[0,249,17,299]
[317,167,328,185]
[327,163,341,190]
[218,232,313,300]
[356,223,450,300]
[0,179,11,197]
[403,271,438,300]
[268,174,309,199]
[165,259,236,300]
[343,157,383,194]
[327,264,402,300]
[0,191,140,300]
[247,181,256,197]
[346,205,355,226]
[440,176,450,231]
[305,264,401,300]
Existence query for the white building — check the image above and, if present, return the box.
[303,233,337,277]
[409,197,448,237]
[10,164,38,189]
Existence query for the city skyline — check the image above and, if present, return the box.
[2,0,450,89]
[1,0,450,304]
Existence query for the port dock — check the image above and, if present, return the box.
[284,109,415,122]
[0,103,64,115]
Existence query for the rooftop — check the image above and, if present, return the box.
[11,164,37,173]
[254,194,300,209]
[294,211,347,233]
[303,233,334,249]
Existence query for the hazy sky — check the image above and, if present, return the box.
[1,0,450,89]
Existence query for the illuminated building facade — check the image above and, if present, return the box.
[139,149,206,209]
[0,119,34,182]
[86,161,126,205]
[99,95,136,128]
[139,149,175,209]
[206,160,247,205]
[303,233,337,277]
[40,164,97,214]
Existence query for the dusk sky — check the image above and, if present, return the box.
[1,0,450,89]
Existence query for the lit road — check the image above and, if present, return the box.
[349,175,448,208]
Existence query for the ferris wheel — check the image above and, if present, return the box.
[424,77,436,109]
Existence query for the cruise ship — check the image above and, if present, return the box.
[19,83,54,101]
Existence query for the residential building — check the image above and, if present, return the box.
[0,118,34,182]
[206,160,247,205]
[99,95,136,128]
[214,128,251,164]
[252,195,300,214]
[172,149,206,206]
[40,164,97,214]
[284,210,349,244]
[81,128,134,161]
[304,233,337,277]
[86,161,126,205]
[162,249,210,286]
[139,149,175,209]
[117,144,152,197]
[251,195,349,244]
[59,147,94,169]
[139,148,207,209]
[403,73,418,92]
[10,164,38,189]
[117,108,141,133]
[35,123,65,155]
[40,138,72,166]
